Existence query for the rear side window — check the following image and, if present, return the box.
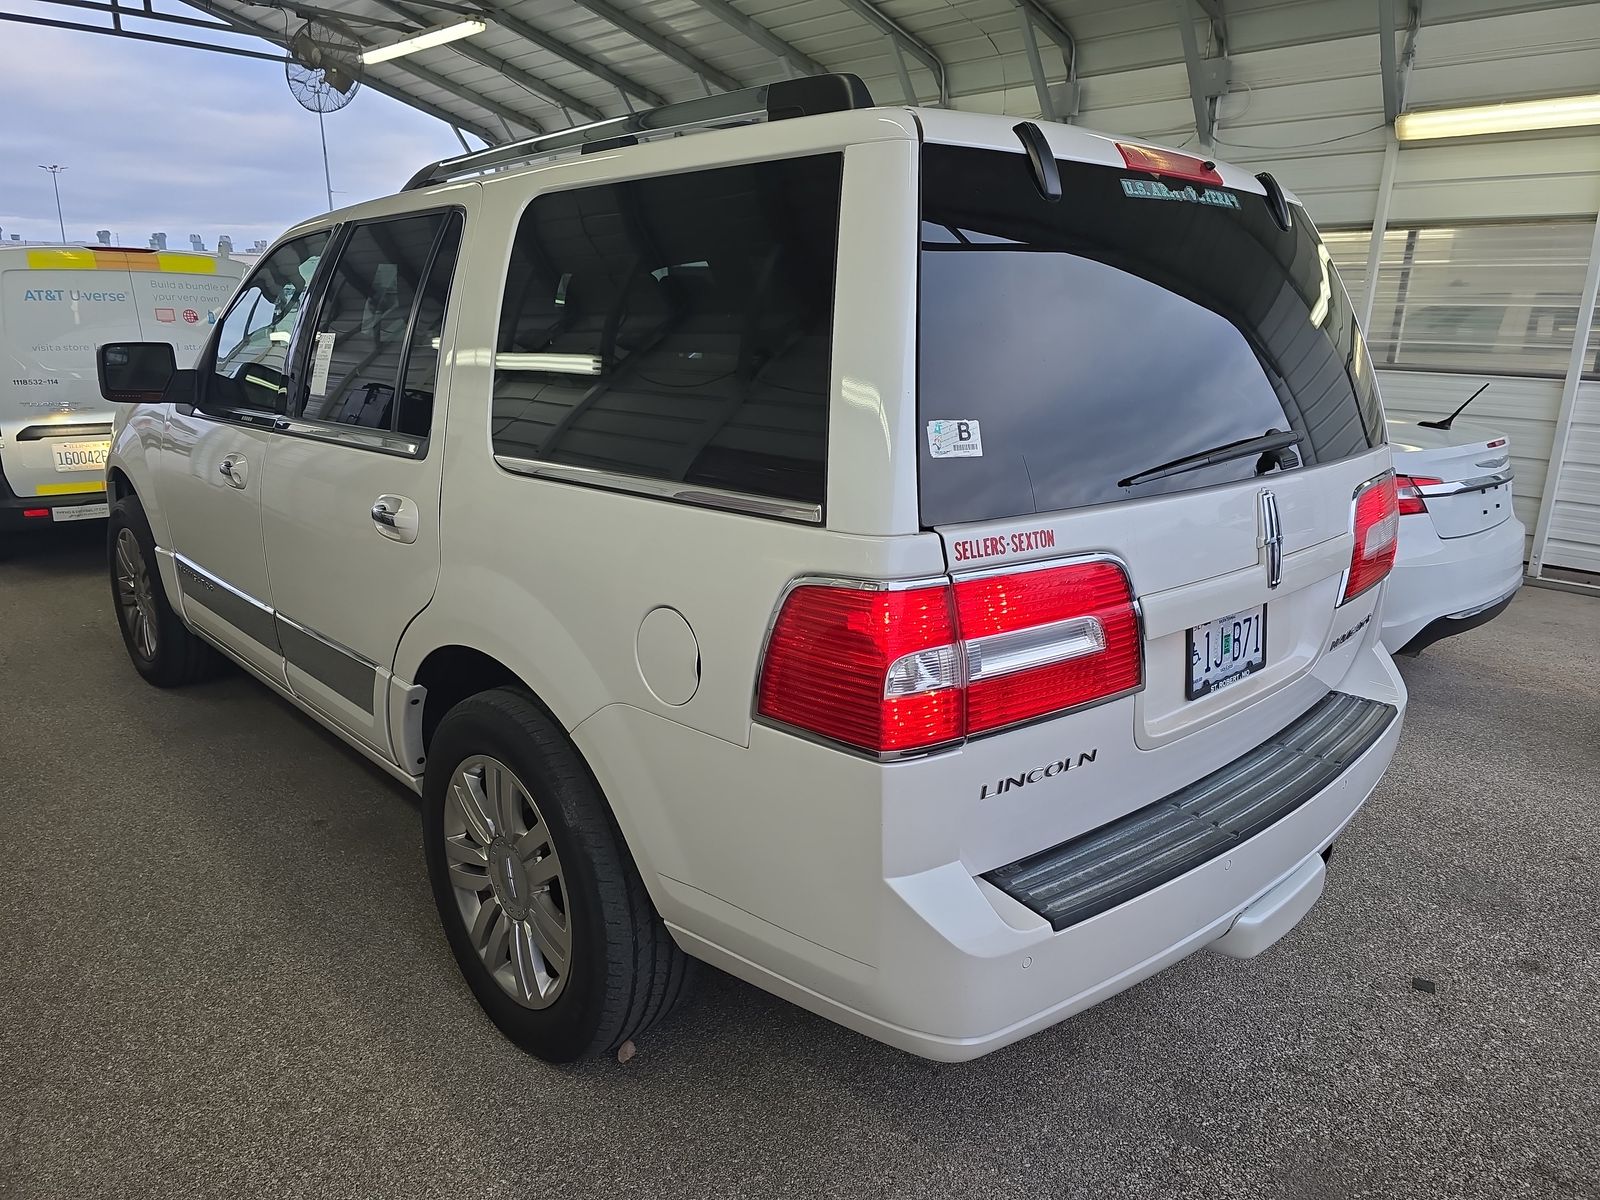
[919,145,1384,526]
[491,154,843,507]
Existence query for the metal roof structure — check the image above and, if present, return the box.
[7,0,1590,155]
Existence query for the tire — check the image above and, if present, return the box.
[422,687,693,1062]
[107,494,221,687]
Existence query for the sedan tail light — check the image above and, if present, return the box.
[757,561,1141,757]
[1342,472,1400,605]
[1394,473,1442,516]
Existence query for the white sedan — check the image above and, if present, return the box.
[1382,413,1525,655]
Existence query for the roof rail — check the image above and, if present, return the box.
[403,73,876,191]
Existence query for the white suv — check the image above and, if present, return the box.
[97,76,1407,1063]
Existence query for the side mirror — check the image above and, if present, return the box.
[98,342,176,404]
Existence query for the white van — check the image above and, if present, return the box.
[0,246,243,531]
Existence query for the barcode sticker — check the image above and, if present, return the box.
[309,332,336,396]
[927,419,983,459]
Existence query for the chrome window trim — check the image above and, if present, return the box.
[272,416,426,459]
[492,454,822,524]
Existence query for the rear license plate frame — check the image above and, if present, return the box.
[1187,605,1267,700]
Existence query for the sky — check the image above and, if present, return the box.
[0,11,480,249]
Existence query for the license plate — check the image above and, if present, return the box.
[52,440,110,472]
[1187,605,1267,699]
[51,502,109,522]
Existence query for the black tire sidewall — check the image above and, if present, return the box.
[422,691,618,1063]
[107,496,189,686]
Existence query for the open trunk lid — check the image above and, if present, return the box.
[1390,417,1514,539]
[914,136,1391,860]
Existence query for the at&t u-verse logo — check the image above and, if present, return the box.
[979,749,1099,800]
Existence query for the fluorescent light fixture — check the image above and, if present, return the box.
[496,352,603,376]
[1396,93,1600,141]
[361,20,487,65]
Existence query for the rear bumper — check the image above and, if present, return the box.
[0,492,109,531]
[1381,513,1525,654]
[656,644,1407,1061]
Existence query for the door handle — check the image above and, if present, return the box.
[219,454,248,488]
[371,494,419,544]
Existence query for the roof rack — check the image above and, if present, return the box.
[404,73,875,191]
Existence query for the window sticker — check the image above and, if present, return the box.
[927,419,983,458]
[308,331,335,397]
[1120,178,1240,209]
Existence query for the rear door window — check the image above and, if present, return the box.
[491,154,842,508]
[296,212,457,440]
[919,145,1383,526]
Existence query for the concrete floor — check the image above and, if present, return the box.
[2,526,1597,1200]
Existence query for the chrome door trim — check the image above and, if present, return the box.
[271,416,426,460]
[174,553,280,652]
[274,613,380,714]
[493,454,823,524]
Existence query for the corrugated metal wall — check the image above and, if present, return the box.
[1545,380,1600,573]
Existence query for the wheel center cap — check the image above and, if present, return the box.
[488,840,531,921]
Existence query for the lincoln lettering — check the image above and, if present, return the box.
[978,749,1098,800]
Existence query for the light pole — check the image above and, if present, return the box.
[37,165,67,242]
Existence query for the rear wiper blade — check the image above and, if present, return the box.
[1118,430,1303,489]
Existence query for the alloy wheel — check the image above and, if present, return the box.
[444,755,572,1009]
[113,527,158,661]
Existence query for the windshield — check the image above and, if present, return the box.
[918,144,1383,526]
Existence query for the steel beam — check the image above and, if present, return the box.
[0,9,280,59]
[31,0,240,34]
[835,0,946,105]
[1016,0,1075,70]
[1529,211,1600,577]
[1016,5,1056,121]
[1359,133,1399,334]
[180,0,512,142]
[1378,1,1423,127]
[372,0,606,120]
[560,0,740,93]
[686,0,824,79]
[1378,0,1400,125]
[472,1,665,110]
[1172,0,1221,146]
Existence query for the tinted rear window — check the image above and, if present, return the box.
[492,154,842,507]
[919,144,1383,526]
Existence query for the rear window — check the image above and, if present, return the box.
[918,144,1383,526]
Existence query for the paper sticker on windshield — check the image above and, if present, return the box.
[1120,178,1240,209]
[309,332,335,396]
[928,419,983,459]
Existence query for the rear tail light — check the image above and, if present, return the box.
[1487,438,1507,449]
[1116,142,1224,185]
[1394,473,1442,516]
[22,508,49,519]
[757,561,1141,757]
[1342,473,1399,605]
